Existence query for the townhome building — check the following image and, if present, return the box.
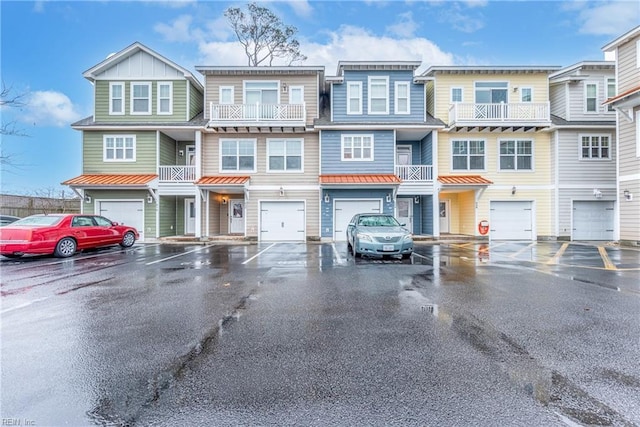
[316,61,444,242]
[63,42,206,242]
[194,65,325,241]
[548,61,617,241]
[422,66,561,240]
[603,25,640,247]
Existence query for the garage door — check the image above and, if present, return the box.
[260,201,305,241]
[98,201,145,241]
[490,201,533,240]
[573,201,614,241]
[334,199,381,241]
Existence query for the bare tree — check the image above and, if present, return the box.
[1,82,28,168]
[225,2,306,66]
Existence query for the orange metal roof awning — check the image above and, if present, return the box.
[196,176,251,185]
[604,84,640,105]
[62,174,157,186]
[320,174,401,185]
[438,175,493,185]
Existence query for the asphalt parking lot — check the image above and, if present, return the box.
[1,240,639,425]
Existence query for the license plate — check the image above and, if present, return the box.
[383,245,394,251]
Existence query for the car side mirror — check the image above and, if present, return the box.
[348,222,355,227]
[400,223,406,227]
[111,221,119,226]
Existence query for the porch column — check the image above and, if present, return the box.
[432,131,440,238]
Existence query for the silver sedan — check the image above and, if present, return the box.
[346,213,413,259]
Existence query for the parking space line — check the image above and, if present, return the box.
[145,245,213,265]
[241,243,277,265]
[597,246,617,270]
[331,243,345,265]
[510,242,537,259]
[546,243,569,265]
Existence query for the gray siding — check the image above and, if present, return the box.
[320,130,394,174]
[550,84,566,119]
[83,131,157,174]
[565,77,616,121]
[331,70,424,123]
[617,40,640,91]
[556,129,616,183]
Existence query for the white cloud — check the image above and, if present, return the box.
[154,15,196,43]
[23,91,82,127]
[575,1,640,36]
[285,0,313,18]
[386,11,419,38]
[33,1,45,13]
[439,5,484,33]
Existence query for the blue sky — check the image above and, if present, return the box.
[1,0,639,196]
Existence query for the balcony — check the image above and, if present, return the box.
[395,165,433,182]
[448,102,551,129]
[159,166,196,182]
[208,102,306,130]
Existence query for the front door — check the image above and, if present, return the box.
[186,145,195,165]
[439,201,450,233]
[397,198,413,233]
[229,200,245,234]
[185,199,196,234]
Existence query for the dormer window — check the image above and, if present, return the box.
[368,76,389,114]
[109,82,124,115]
[585,83,598,113]
[131,82,151,115]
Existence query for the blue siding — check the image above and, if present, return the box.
[421,195,434,235]
[421,133,432,165]
[320,189,394,238]
[332,70,424,123]
[321,130,395,174]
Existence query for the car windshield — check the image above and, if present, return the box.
[357,215,400,227]
[11,216,64,226]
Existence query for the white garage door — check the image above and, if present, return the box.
[573,201,614,241]
[334,199,382,241]
[490,201,533,240]
[98,200,145,241]
[260,201,305,241]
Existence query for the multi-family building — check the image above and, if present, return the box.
[316,61,444,242]
[549,61,617,241]
[422,66,560,240]
[603,25,640,246]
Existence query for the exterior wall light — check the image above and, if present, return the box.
[511,186,516,195]
[624,190,633,201]
[324,193,330,203]
[414,196,420,204]
[84,195,91,203]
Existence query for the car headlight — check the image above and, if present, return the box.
[356,232,373,242]
[403,234,413,242]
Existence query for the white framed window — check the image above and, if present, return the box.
[109,82,124,115]
[157,82,173,115]
[289,86,304,104]
[585,82,598,113]
[579,134,611,160]
[130,82,151,115]
[347,82,362,115]
[451,87,463,103]
[220,139,256,172]
[499,139,533,171]
[520,87,532,102]
[342,134,373,161]
[267,138,303,172]
[368,76,389,114]
[606,78,616,112]
[394,81,410,114]
[451,140,485,170]
[104,135,135,162]
[220,86,234,104]
[475,82,508,103]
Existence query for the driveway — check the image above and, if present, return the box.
[1,241,639,425]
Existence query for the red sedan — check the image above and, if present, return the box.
[0,214,139,258]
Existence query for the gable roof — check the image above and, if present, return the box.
[602,25,640,52]
[83,42,203,93]
[549,61,615,82]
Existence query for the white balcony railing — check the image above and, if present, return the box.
[159,165,196,182]
[209,102,306,123]
[395,165,433,182]
[449,102,550,125]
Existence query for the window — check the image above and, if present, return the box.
[475,82,508,103]
[220,86,234,104]
[368,76,389,114]
[342,135,373,161]
[104,135,136,162]
[220,139,256,172]
[520,87,532,102]
[109,82,124,115]
[289,86,304,104]
[244,81,278,118]
[452,140,485,170]
[157,82,172,115]
[585,83,598,113]
[130,82,151,114]
[499,140,533,170]
[607,78,616,112]
[580,135,611,160]
[347,82,362,114]
[451,87,463,103]
[395,82,410,114]
[267,139,303,172]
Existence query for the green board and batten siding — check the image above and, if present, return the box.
[82,131,157,174]
[94,80,189,123]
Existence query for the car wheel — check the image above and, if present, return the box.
[54,237,77,258]
[352,240,361,258]
[120,231,136,248]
